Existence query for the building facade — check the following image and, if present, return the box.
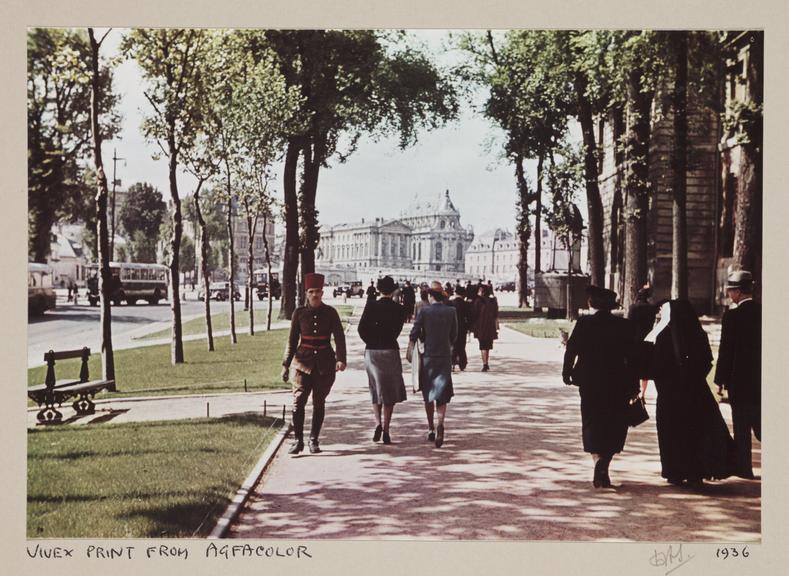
[316,189,474,274]
[465,227,583,282]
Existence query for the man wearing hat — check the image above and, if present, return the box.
[282,272,347,454]
[714,270,761,479]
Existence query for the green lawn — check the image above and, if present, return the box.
[28,329,291,398]
[137,304,355,340]
[505,319,575,339]
[28,415,282,538]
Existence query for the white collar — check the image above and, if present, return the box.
[736,297,753,307]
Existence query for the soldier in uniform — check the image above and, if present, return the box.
[282,273,347,454]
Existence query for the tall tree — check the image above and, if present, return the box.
[608,31,664,310]
[28,28,120,262]
[118,182,166,261]
[669,31,689,300]
[263,30,458,318]
[87,27,116,381]
[122,29,211,364]
[724,32,763,280]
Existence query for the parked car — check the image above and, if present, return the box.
[333,284,349,297]
[497,281,516,292]
[347,281,365,298]
[198,282,241,301]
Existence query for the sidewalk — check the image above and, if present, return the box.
[228,325,760,542]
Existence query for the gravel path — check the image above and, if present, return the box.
[229,325,760,542]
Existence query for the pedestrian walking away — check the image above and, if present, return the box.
[641,299,737,486]
[714,270,761,479]
[281,272,347,455]
[358,275,408,445]
[408,281,457,448]
[628,284,658,398]
[562,285,639,488]
[449,285,472,371]
[472,284,499,371]
[401,280,416,322]
[366,280,378,301]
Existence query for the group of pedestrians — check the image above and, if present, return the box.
[281,273,501,452]
[562,271,761,489]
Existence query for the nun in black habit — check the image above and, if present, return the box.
[641,299,736,486]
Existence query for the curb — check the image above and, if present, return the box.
[208,423,292,539]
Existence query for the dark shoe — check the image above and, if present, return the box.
[482,364,489,372]
[667,477,684,486]
[686,477,704,488]
[373,424,383,442]
[382,430,391,445]
[288,441,304,455]
[435,424,444,448]
[308,439,321,454]
[593,461,603,488]
[427,430,435,442]
[601,473,612,488]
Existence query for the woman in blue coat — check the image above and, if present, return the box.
[409,281,457,448]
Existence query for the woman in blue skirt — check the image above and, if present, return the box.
[409,281,458,448]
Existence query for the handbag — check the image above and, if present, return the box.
[626,395,649,427]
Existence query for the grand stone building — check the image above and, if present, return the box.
[317,190,474,274]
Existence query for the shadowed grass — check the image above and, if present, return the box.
[28,329,291,398]
[27,415,282,538]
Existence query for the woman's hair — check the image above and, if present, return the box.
[420,289,429,302]
[428,288,446,302]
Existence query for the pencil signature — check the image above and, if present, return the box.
[649,544,695,575]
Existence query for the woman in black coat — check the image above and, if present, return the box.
[563,286,638,488]
[642,299,736,486]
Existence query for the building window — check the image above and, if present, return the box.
[436,241,442,261]
[457,242,463,262]
[418,243,422,261]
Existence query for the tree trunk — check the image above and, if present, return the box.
[299,135,325,298]
[622,69,654,311]
[280,137,301,320]
[194,184,214,352]
[534,152,544,275]
[575,73,605,286]
[225,178,237,344]
[671,32,689,300]
[262,211,274,331]
[515,153,532,308]
[87,29,115,381]
[732,32,763,289]
[167,138,185,364]
[245,199,256,336]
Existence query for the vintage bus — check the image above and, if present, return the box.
[251,269,281,300]
[28,262,57,315]
[86,262,169,306]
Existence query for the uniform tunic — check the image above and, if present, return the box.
[283,304,346,385]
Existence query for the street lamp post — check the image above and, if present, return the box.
[110,148,125,261]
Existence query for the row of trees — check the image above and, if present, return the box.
[30,28,459,376]
[457,30,762,311]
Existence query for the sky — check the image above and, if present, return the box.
[101,29,545,238]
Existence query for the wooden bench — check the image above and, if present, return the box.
[27,347,116,424]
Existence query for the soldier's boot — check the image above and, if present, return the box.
[289,407,305,455]
[308,402,326,454]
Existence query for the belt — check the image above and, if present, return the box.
[299,343,331,350]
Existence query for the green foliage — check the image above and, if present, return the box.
[28,416,282,538]
[179,234,196,273]
[544,141,585,242]
[27,28,120,261]
[118,182,166,260]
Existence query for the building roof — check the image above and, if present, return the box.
[401,189,460,219]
